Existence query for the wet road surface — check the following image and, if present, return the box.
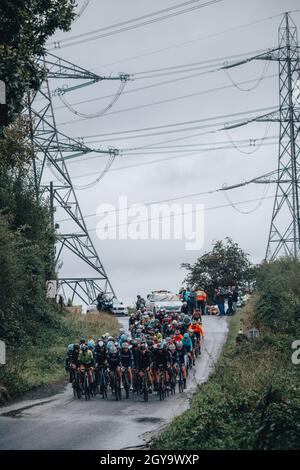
[0,316,228,450]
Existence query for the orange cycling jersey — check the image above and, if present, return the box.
[189,324,204,337]
[172,334,184,343]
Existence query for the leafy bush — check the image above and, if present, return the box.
[153,259,300,450]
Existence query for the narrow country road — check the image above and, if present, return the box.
[0,317,228,450]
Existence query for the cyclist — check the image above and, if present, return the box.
[107,346,122,384]
[182,332,193,368]
[65,344,74,382]
[168,343,178,378]
[120,342,133,391]
[95,340,108,367]
[137,343,153,392]
[176,341,187,388]
[78,344,94,385]
[152,342,170,390]
[172,329,183,344]
[189,320,204,353]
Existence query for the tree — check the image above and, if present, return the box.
[181,238,253,300]
[0,0,75,123]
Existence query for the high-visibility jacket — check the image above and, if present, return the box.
[196,290,205,301]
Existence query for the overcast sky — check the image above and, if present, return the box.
[43,0,300,306]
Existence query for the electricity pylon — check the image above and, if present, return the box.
[265,13,300,259]
[224,13,300,260]
[27,52,129,304]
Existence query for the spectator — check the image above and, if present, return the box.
[215,287,225,316]
[136,295,145,311]
[232,286,238,313]
[187,287,196,316]
[181,301,189,315]
[196,287,207,316]
[226,286,234,315]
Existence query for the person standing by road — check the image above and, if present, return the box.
[232,286,239,313]
[215,287,225,316]
[187,287,196,316]
[136,295,145,311]
[226,286,234,315]
[196,288,207,316]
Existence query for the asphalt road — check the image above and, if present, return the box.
[0,316,228,450]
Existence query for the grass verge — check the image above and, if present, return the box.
[0,310,119,404]
[152,295,300,450]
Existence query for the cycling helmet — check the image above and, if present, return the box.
[120,334,127,342]
[79,338,86,344]
[176,341,183,349]
[110,346,117,354]
[88,340,95,348]
[175,329,181,335]
[67,344,74,352]
[184,332,189,339]
[122,342,129,349]
[169,343,176,351]
[108,336,114,342]
[140,344,146,351]
[172,320,177,325]
[158,342,164,350]
[97,340,104,348]
[119,328,125,334]
[131,340,138,347]
[81,345,88,352]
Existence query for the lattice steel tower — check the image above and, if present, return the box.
[266,13,300,259]
[27,53,128,304]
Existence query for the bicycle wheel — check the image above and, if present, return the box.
[143,376,148,402]
[178,370,184,393]
[84,374,90,400]
[159,375,165,401]
[122,371,130,399]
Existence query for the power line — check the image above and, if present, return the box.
[48,139,278,182]
[53,48,271,111]
[86,13,289,72]
[58,73,275,127]
[48,0,225,50]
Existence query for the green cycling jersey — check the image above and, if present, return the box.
[78,350,93,366]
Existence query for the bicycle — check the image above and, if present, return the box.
[73,368,82,399]
[177,365,185,393]
[168,367,176,396]
[81,368,91,401]
[110,369,122,401]
[122,367,131,399]
[158,365,167,401]
[98,365,108,399]
[138,370,149,402]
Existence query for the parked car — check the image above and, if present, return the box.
[145,290,182,314]
[112,301,128,316]
[86,300,128,315]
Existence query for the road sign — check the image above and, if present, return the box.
[46,280,57,299]
[0,340,5,365]
[0,80,8,126]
